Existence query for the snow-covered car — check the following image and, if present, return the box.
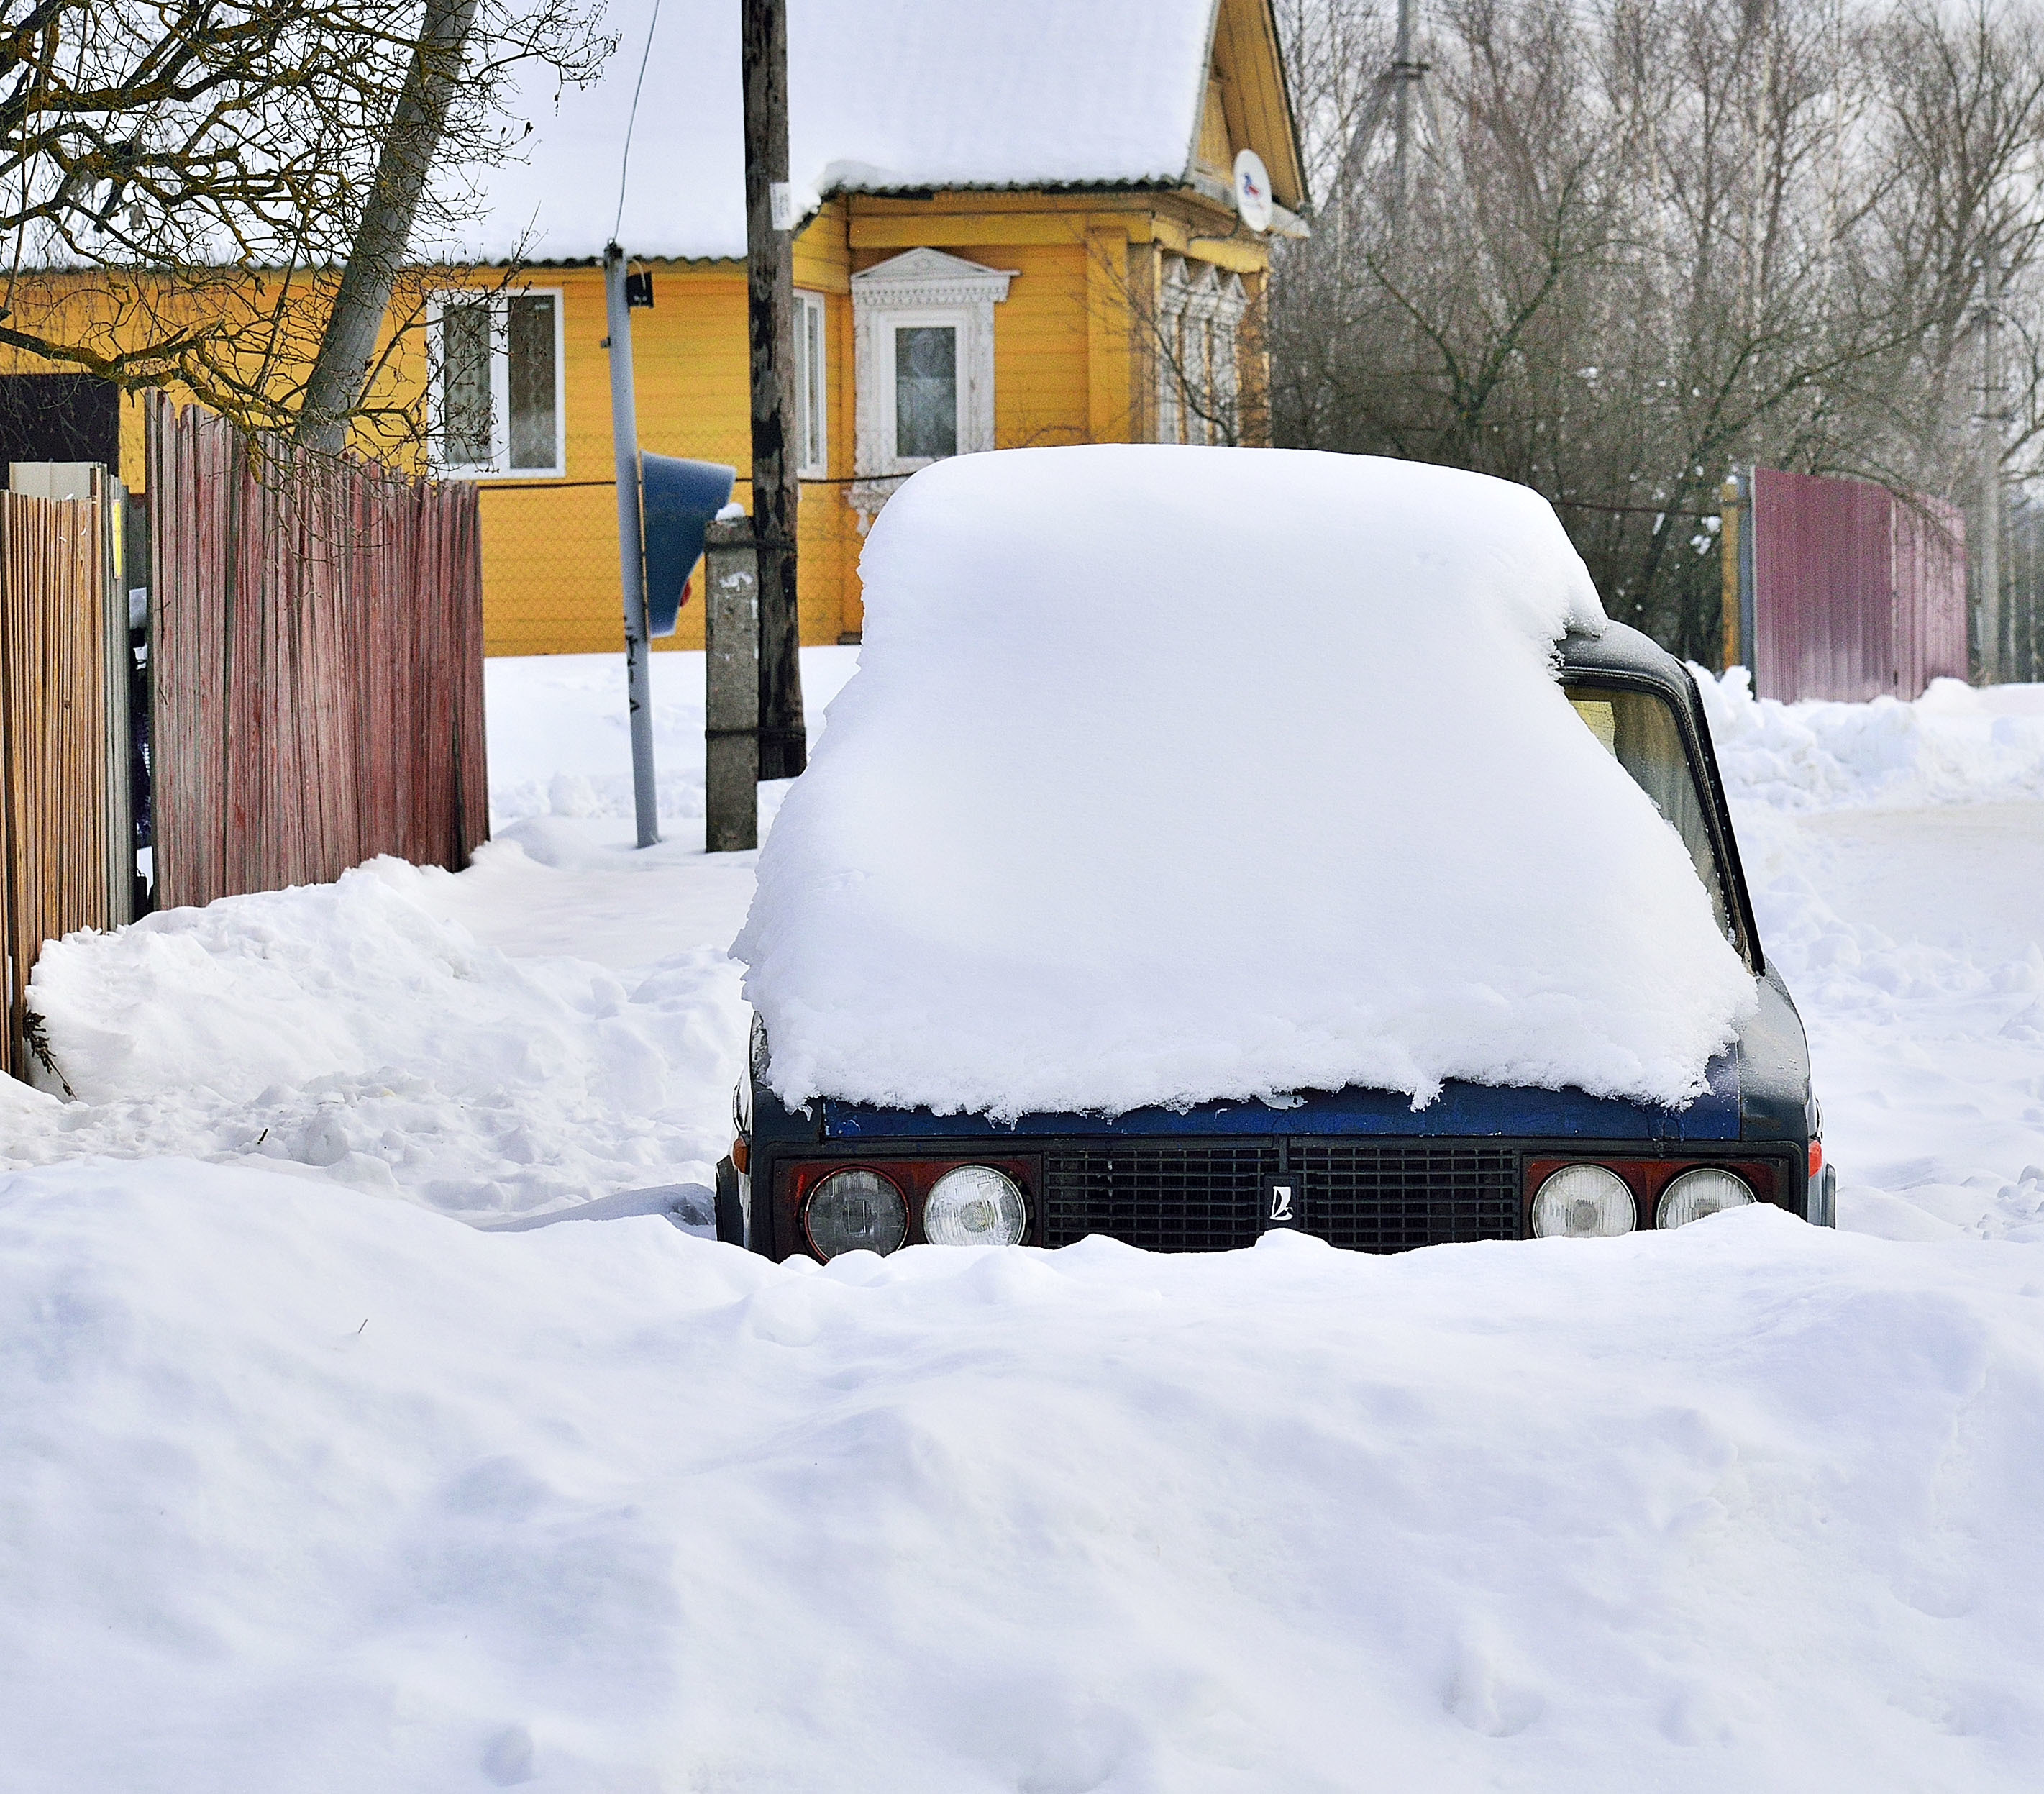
[718,447,1833,1260]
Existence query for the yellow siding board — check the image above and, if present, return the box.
[1197,75,1234,174]
[1087,229,1135,444]
[1215,0,1306,210]
[792,198,852,291]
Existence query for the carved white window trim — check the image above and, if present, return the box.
[1156,257,1247,447]
[793,288,829,480]
[849,247,1015,529]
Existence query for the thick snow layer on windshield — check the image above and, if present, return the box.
[736,447,1757,1118]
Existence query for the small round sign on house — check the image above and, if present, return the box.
[1233,149,1273,233]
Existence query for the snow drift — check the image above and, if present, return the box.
[737,447,1757,1118]
[1700,668,2044,812]
[6,1157,2044,1792]
[14,859,746,1219]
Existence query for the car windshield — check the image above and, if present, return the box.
[1564,685,1736,948]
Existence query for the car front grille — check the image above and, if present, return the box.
[1039,1142,1523,1253]
[1295,1142,1521,1251]
[1041,1144,1272,1252]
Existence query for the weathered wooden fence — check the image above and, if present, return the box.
[1736,467,1968,703]
[146,393,488,910]
[0,486,122,1079]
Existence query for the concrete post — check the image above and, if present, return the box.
[1979,234,2004,686]
[705,516,761,852]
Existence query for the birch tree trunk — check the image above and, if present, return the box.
[297,0,483,456]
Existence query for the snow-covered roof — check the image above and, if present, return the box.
[465,0,1242,264]
[735,446,1760,1121]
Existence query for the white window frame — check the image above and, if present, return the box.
[1156,258,1246,447]
[793,289,829,479]
[875,306,971,472]
[849,247,1015,530]
[425,286,567,479]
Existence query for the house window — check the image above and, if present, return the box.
[848,247,1016,530]
[429,289,564,476]
[1156,258,1246,447]
[794,289,829,478]
[894,324,958,460]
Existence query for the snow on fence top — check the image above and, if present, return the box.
[736,446,1758,1120]
[462,0,1221,263]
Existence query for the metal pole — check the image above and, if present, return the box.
[1979,232,2004,687]
[603,240,659,847]
[1391,0,1416,224]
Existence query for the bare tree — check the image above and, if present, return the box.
[0,0,610,445]
[1270,0,2044,662]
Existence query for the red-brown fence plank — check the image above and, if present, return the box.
[146,393,488,911]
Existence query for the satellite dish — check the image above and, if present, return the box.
[1233,149,1274,234]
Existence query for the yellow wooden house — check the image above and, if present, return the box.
[6,0,1306,660]
[424,0,1306,657]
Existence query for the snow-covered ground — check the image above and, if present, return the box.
[4,648,2044,1790]
[1698,673,2044,1242]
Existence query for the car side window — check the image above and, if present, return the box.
[1566,686,1736,947]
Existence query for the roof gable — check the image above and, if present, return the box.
[455,0,1303,264]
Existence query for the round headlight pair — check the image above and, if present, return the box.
[1530,1163,1756,1237]
[803,1165,1028,1260]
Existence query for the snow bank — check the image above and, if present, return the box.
[12,859,745,1219]
[1701,669,2044,812]
[4,648,863,1216]
[739,447,1756,1118]
[8,1157,2044,1791]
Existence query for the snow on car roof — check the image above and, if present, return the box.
[460,0,1223,265]
[736,446,1758,1119]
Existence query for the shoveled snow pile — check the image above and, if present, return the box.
[739,447,1756,1119]
[7,1157,2044,1793]
[1700,669,2044,811]
[9,857,745,1220]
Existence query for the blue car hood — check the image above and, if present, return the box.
[812,969,1811,1149]
[823,1044,1740,1144]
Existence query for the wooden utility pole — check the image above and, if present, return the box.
[741,0,806,778]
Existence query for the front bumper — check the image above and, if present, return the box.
[733,1132,1815,1260]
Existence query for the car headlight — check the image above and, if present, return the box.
[804,1167,908,1259]
[1657,1167,1755,1229]
[1531,1164,1636,1237]
[923,1165,1028,1247]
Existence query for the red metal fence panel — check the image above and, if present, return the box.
[146,393,487,911]
[1892,495,1968,698]
[1750,467,1969,702]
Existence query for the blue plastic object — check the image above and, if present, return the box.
[640,453,736,637]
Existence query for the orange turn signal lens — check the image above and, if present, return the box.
[732,1137,750,1175]
[1808,1139,1823,1177]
